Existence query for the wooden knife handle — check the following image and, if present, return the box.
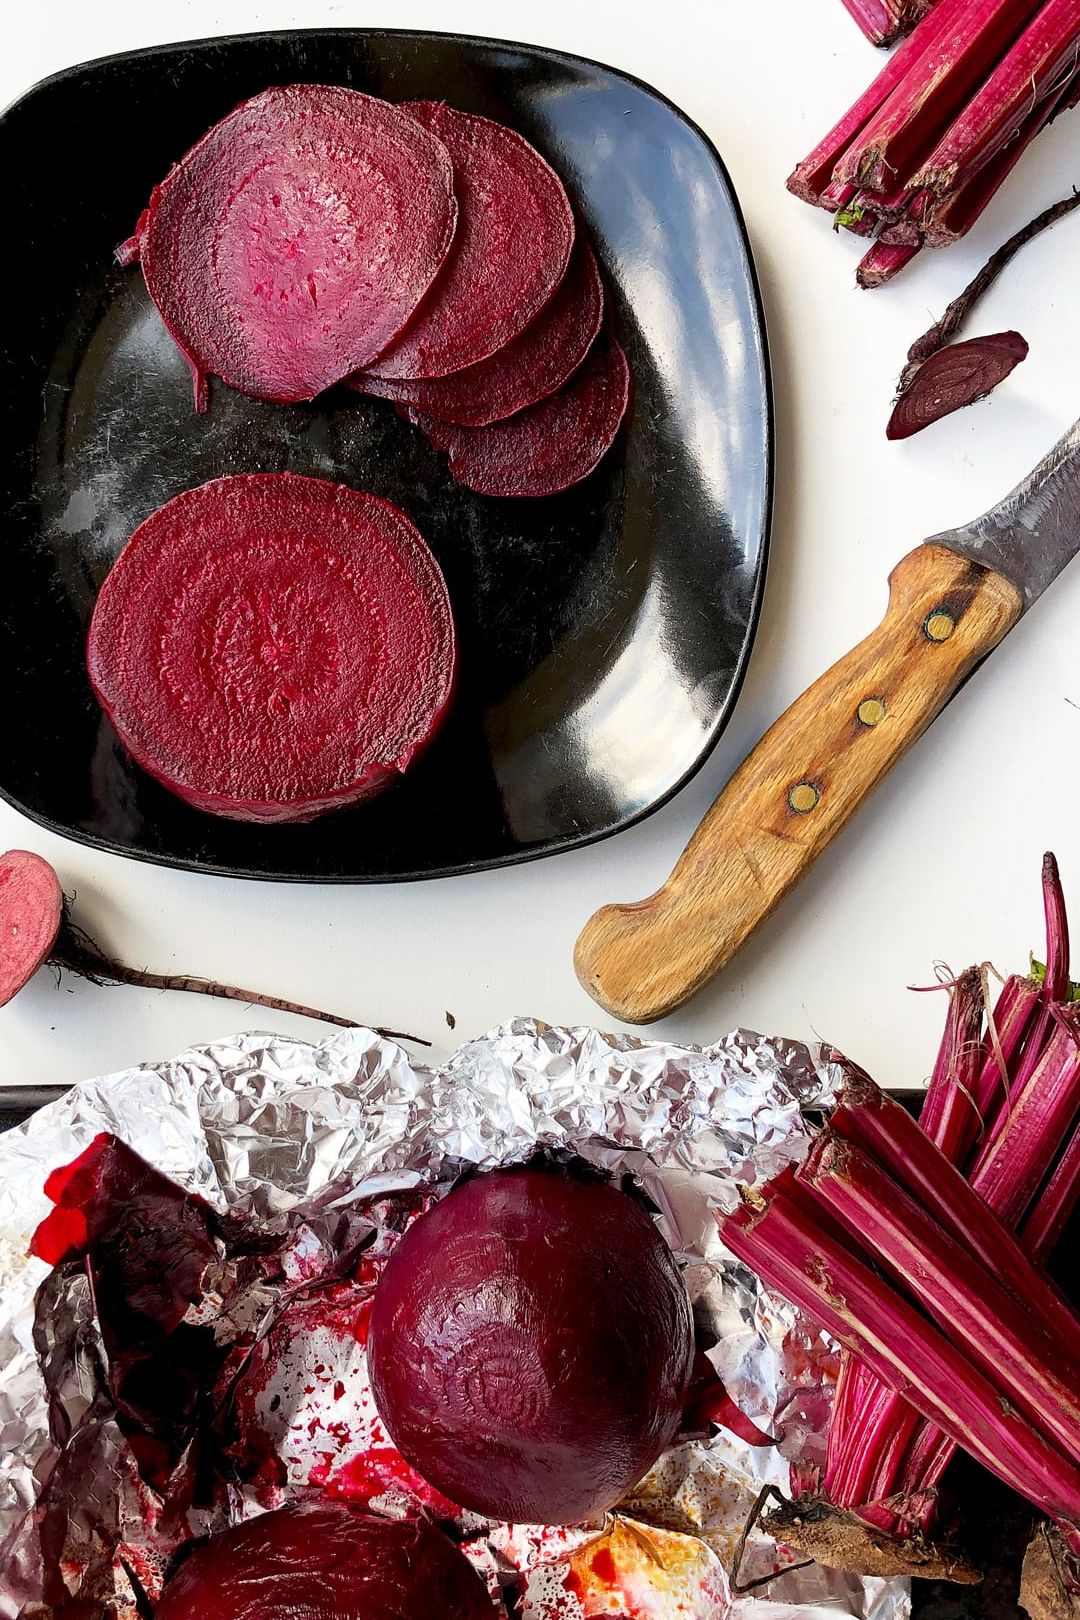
[574,543,1024,1024]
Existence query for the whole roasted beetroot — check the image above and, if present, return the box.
[155,1500,494,1619]
[367,1163,695,1524]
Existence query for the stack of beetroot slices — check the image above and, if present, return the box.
[121,83,630,498]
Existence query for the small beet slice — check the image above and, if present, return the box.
[87,474,456,823]
[886,330,1029,440]
[0,850,63,1008]
[356,236,604,426]
[126,85,458,407]
[411,331,630,497]
[365,101,575,381]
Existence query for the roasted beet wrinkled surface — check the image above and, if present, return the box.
[86,473,456,823]
[128,84,457,406]
[411,331,630,498]
[368,1163,695,1524]
[154,1500,495,1619]
[365,101,574,382]
[356,237,604,426]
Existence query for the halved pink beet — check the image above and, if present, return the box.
[355,237,604,426]
[155,1500,495,1620]
[123,85,458,408]
[411,331,630,497]
[365,101,575,381]
[0,850,63,1008]
[87,474,456,823]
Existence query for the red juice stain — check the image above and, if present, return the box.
[333,1380,346,1402]
[590,1548,617,1586]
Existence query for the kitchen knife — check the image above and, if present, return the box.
[575,418,1080,1024]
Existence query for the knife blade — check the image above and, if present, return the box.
[574,419,1080,1024]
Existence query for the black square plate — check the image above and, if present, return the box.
[0,29,771,881]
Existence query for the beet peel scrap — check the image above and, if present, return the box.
[364,100,575,382]
[86,473,456,823]
[411,330,631,497]
[124,84,458,408]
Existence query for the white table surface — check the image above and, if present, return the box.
[2,0,1078,1092]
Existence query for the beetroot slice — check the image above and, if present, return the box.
[365,101,575,381]
[368,1164,695,1525]
[127,85,458,406]
[86,474,456,823]
[355,237,604,426]
[0,850,63,1008]
[155,1500,495,1619]
[411,331,630,497]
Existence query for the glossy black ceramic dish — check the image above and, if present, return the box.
[0,29,771,881]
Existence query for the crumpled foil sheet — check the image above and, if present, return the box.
[0,1019,909,1620]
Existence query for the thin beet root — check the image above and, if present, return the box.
[886,331,1028,439]
[0,848,427,1045]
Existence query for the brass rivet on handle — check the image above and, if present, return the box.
[788,782,820,814]
[857,697,887,727]
[924,609,956,642]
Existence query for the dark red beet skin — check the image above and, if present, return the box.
[365,101,575,381]
[155,1501,495,1620]
[355,237,605,426]
[86,474,456,823]
[367,1165,695,1525]
[127,85,458,407]
[411,331,630,498]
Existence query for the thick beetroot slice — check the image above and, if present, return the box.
[368,1165,695,1525]
[0,850,62,1008]
[365,101,575,381]
[155,1501,495,1619]
[126,85,457,406]
[86,474,456,823]
[356,237,604,425]
[412,331,630,497]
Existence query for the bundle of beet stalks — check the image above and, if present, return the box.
[721,854,1080,1600]
[794,0,1080,285]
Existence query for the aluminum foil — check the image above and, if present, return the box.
[0,1019,910,1620]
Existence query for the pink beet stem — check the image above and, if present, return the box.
[835,0,1047,193]
[827,1075,1080,1367]
[1024,1127,1080,1258]
[857,240,923,286]
[788,0,982,203]
[801,1135,1080,1466]
[840,0,902,47]
[925,67,1079,244]
[720,1181,1080,1532]
[971,1007,1080,1225]
[913,0,1080,195]
[915,967,986,1163]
